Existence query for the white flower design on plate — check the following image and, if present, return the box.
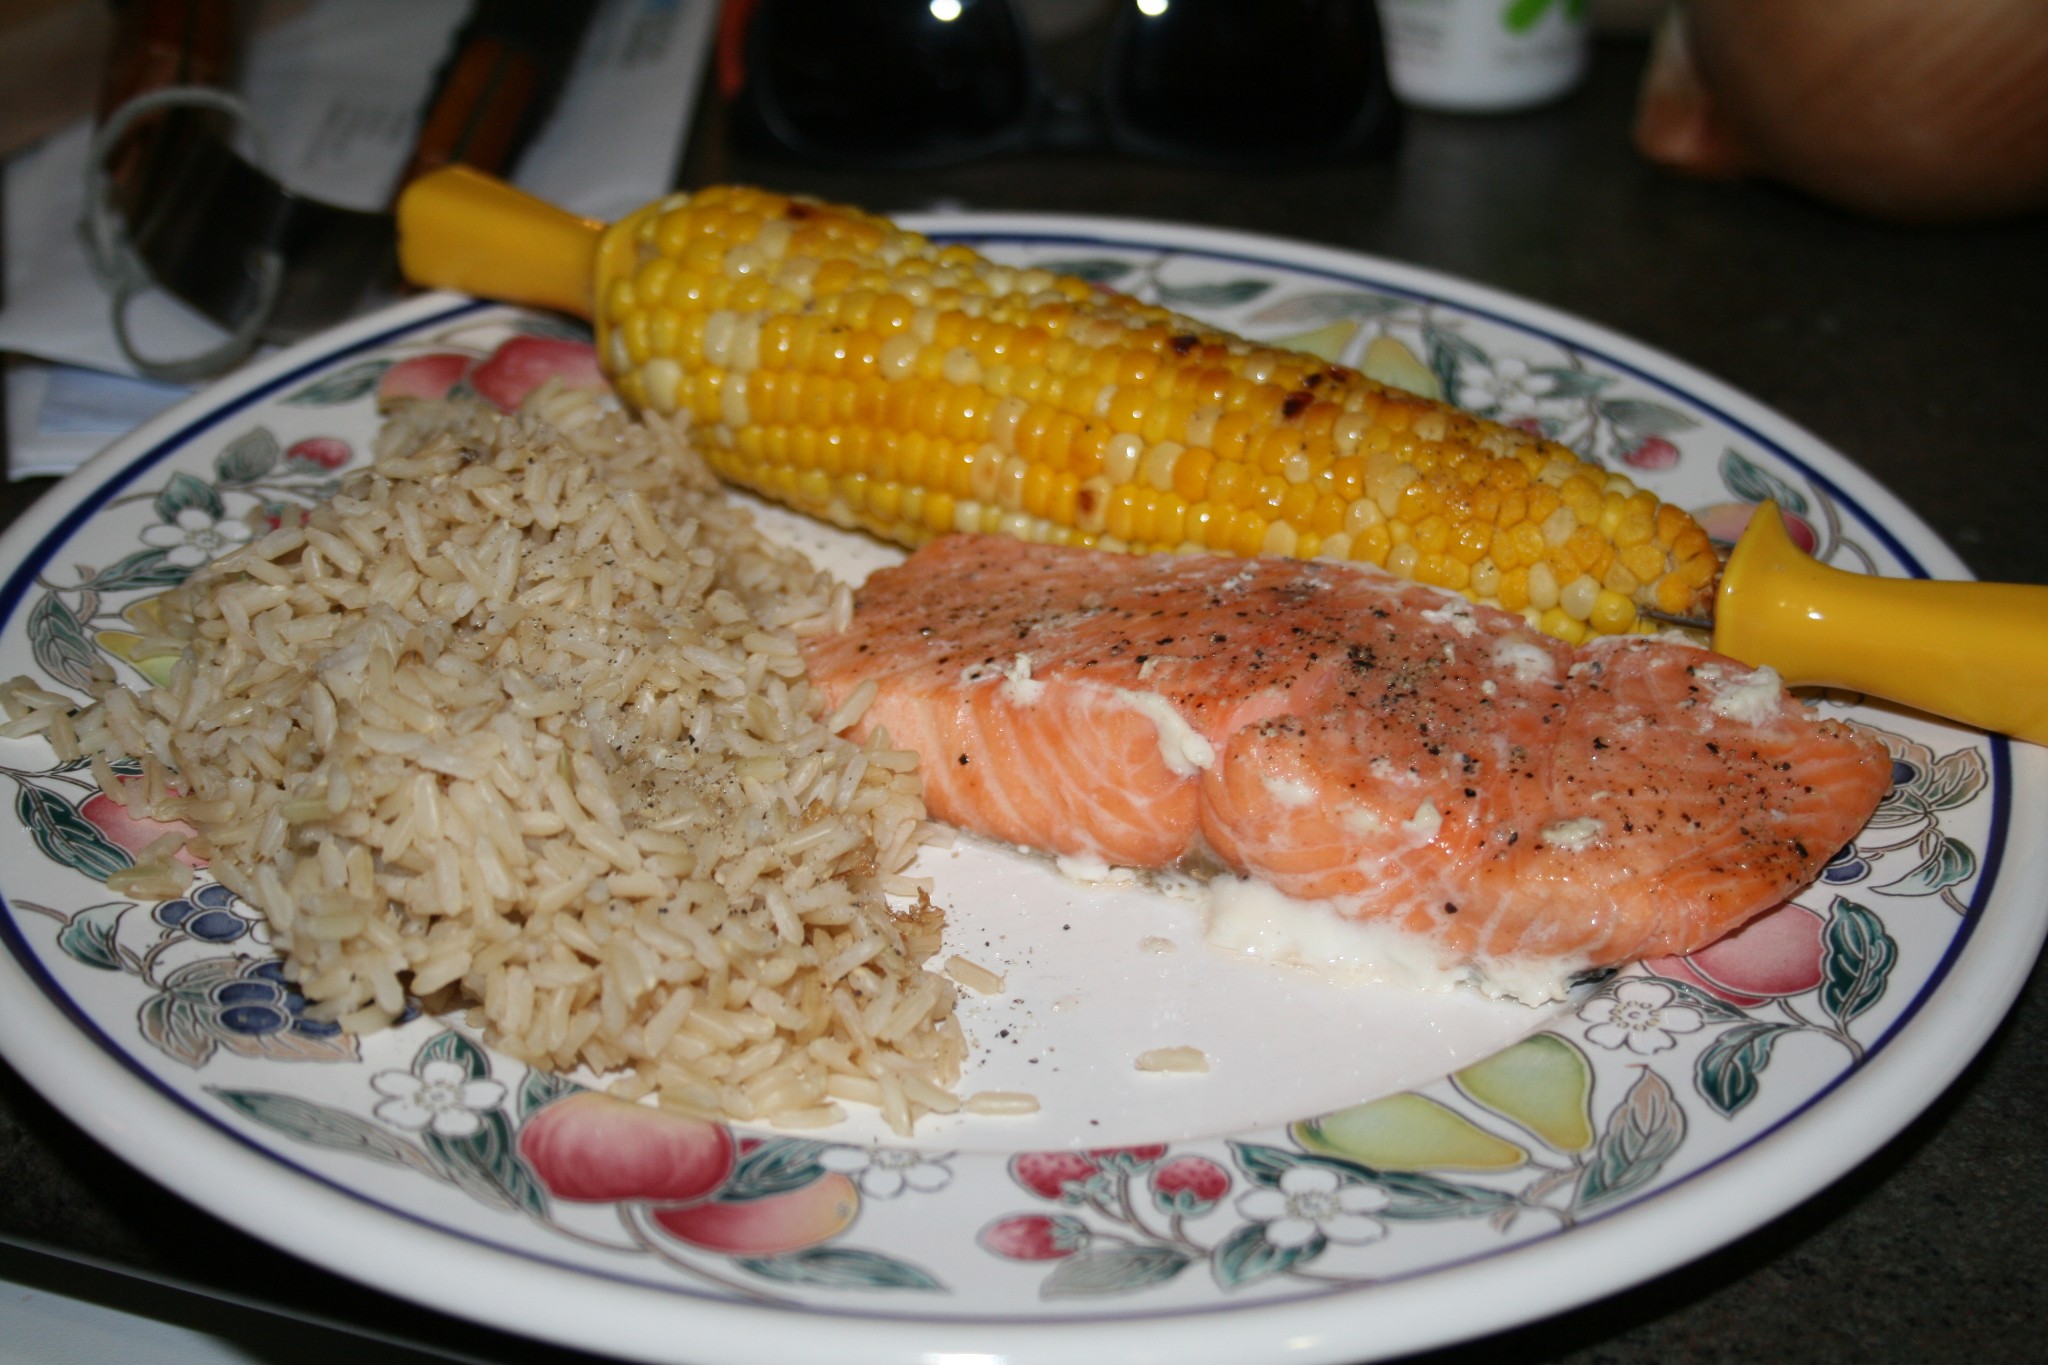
[140,507,252,567]
[1235,1165,1390,1249]
[371,1060,507,1137]
[1454,355,1549,413]
[1579,979,1706,1055]
[819,1145,954,1198]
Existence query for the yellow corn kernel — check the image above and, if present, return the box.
[1589,589,1638,635]
[1560,573,1602,621]
[1279,483,1318,531]
[1416,553,1469,592]
[1224,509,1266,557]
[1620,540,1669,587]
[1150,495,1188,547]
[1563,523,1615,578]
[1602,561,1641,597]
[1103,486,1141,542]
[1613,507,1655,550]
[1655,501,1694,547]
[1469,558,1501,601]
[1411,514,1451,555]
[1497,565,1531,612]
[1173,446,1215,503]
[1540,607,1588,645]
[1653,571,1696,616]
[1351,522,1392,566]
[1141,440,1183,493]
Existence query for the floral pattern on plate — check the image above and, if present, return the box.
[0,220,2025,1365]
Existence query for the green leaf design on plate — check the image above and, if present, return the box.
[723,1138,829,1201]
[1236,1141,1513,1221]
[86,548,192,593]
[511,316,593,343]
[417,1027,491,1080]
[1596,398,1700,439]
[1921,747,1988,811]
[220,1018,362,1066]
[15,784,131,881]
[1230,1139,1302,1189]
[1041,1243,1191,1298]
[1821,897,1897,1027]
[736,1246,944,1292]
[1355,1167,1516,1222]
[28,593,103,692]
[1246,290,1409,329]
[54,901,127,971]
[1503,0,1554,34]
[425,1108,548,1218]
[139,990,219,1068]
[1423,323,1488,407]
[286,359,391,406]
[1210,1222,1320,1289]
[1696,1021,1795,1116]
[1035,257,1133,286]
[212,1088,438,1175]
[153,471,225,524]
[1874,829,1975,897]
[1155,278,1273,311]
[1717,448,1809,515]
[1866,733,1983,828]
[1530,366,1614,400]
[517,1066,583,1117]
[214,427,280,486]
[1643,975,1755,1025]
[1576,1068,1685,1208]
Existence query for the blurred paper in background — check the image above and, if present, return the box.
[0,0,717,478]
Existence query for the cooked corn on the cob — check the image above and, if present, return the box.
[400,172,1720,641]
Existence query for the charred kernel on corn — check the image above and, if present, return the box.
[592,187,1720,639]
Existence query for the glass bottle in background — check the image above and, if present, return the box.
[1380,0,1590,113]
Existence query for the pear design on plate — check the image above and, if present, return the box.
[1360,334,1443,399]
[1452,1033,1596,1154]
[1273,318,1360,364]
[1292,1092,1528,1172]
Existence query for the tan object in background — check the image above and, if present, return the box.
[0,0,114,160]
[1635,0,2048,222]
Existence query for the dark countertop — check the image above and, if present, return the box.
[0,35,2043,1365]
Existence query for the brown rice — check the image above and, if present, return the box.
[30,387,965,1132]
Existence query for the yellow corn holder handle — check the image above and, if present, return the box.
[396,167,2048,747]
[397,166,604,320]
[1715,502,2048,745]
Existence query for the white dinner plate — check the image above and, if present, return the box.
[0,213,2039,1365]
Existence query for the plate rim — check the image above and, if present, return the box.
[0,212,2036,1365]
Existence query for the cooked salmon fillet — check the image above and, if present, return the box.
[803,536,1892,977]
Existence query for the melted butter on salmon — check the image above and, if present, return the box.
[802,535,1893,1001]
